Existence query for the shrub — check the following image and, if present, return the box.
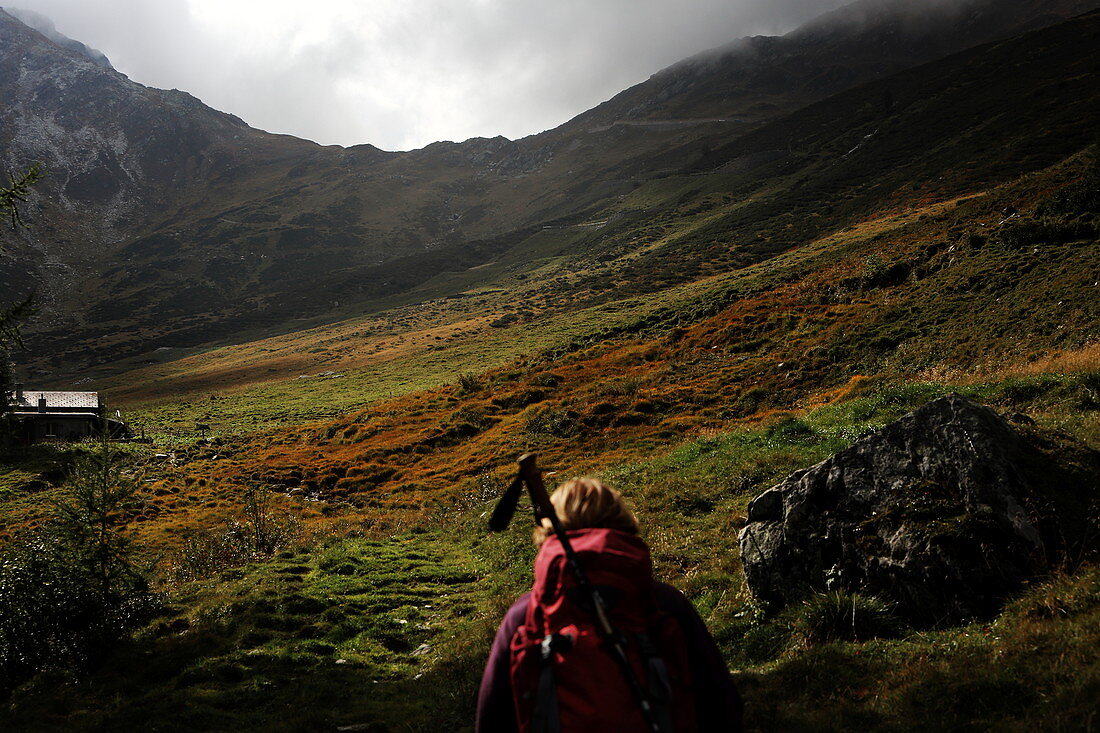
[457,373,482,395]
[166,485,302,583]
[1036,165,1100,217]
[451,405,492,430]
[0,437,158,695]
[168,526,257,583]
[522,406,580,438]
[531,372,560,388]
[794,591,900,645]
[489,313,518,328]
[992,217,1096,249]
[593,376,646,398]
[736,386,769,413]
[0,536,159,695]
[861,253,888,282]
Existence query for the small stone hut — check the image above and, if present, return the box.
[4,385,129,443]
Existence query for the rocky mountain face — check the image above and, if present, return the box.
[0,8,332,330]
[0,9,317,215]
[0,0,1095,374]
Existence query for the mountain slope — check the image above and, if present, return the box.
[2,0,1096,379]
[94,8,1100,442]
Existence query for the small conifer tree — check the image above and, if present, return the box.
[51,429,147,601]
[0,428,155,692]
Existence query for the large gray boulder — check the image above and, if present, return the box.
[739,394,1098,626]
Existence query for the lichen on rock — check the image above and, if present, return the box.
[739,394,1099,626]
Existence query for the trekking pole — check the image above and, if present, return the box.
[509,453,666,733]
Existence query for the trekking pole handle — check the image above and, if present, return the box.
[517,453,553,520]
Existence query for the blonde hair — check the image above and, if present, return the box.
[534,477,640,545]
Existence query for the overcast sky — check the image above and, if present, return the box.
[5,0,851,151]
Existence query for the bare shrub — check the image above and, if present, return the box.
[166,485,302,584]
[457,373,482,395]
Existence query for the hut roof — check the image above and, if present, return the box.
[9,391,100,411]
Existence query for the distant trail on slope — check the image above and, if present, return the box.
[587,118,746,133]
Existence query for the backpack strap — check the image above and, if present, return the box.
[531,633,573,733]
[637,632,673,733]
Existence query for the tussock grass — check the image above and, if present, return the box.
[793,592,901,646]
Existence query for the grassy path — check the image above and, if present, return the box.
[1,533,503,732]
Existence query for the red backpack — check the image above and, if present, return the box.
[509,528,697,733]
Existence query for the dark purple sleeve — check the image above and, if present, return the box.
[654,582,744,733]
[475,593,530,733]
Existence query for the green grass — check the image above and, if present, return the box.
[2,373,1098,731]
[735,565,1100,732]
[107,248,770,440]
[0,442,154,530]
[2,533,496,732]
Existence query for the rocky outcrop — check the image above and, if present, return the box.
[739,394,1099,626]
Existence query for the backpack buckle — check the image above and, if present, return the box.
[539,632,574,662]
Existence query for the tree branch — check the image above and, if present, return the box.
[1,163,44,231]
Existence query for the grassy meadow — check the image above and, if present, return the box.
[1,374,1096,731]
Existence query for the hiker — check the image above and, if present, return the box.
[476,477,743,732]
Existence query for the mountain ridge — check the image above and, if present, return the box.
[2,6,112,69]
[564,0,1100,131]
